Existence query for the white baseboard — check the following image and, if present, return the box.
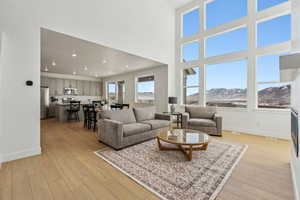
[0,153,2,169]
[223,127,290,140]
[291,159,299,200]
[2,146,41,162]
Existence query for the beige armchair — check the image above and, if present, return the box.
[182,106,222,136]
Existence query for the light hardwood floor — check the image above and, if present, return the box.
[0,119,295,200]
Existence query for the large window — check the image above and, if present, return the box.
[257,0,288,11]
[182,41,200,62]
[205,0,247,29]
[136,75,155,104]
[205,28,248,57]
[107,82,117,104]
[257,54,291,109]
[183,8,200,37]
[257,15,291,47]
[183,67,200,104]
[177,0,291,110]
[206,60,247,108]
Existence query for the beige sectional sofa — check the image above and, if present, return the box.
[97,107,170,149]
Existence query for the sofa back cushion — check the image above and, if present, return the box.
[185,106,215,119]
[133,107,156,121]
[99,108,136,124]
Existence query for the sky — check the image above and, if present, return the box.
[182,0,291,95]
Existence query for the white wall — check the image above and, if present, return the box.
[0,32,4,165]
[0,0,175,162]
[290,0,300,199]
[102,65,168,112]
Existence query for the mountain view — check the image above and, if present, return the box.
[186,85,290,109]
[137,92,155,104]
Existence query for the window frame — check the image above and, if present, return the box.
[176,0,291,111]
[256,52,291,110]
[135,74,155,104]
[182,66,201,105]
[106,82,118,104]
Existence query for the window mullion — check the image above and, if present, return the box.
[247,0,257,110]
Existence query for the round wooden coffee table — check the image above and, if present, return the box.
[156,129,209,161]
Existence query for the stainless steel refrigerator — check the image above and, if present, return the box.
[40,86,49,119]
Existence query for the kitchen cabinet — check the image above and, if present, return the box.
[56,79,64,95]
[83,81,90,96]
[95,82,101,96]
[77,80,84,95]
[49,78,57,96]
[63,79,70,88]
[90,82,96,96]
[41,77,49,87]
[70,79,76,88]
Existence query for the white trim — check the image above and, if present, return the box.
[134,73,155,104]
[2,146,41,162]
[224,127,290,140]
[41,72,101,82]
[291,158,300,200]
[94,144,248,200]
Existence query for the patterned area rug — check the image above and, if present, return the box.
[95,139,247,200]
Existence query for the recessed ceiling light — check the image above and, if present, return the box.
[125,65,129,68]
[84,66,88,71]
[73,71,76,75]
[52,61,56,66]
[102,59,107,64]
[72,53,77,57]
[95,74,98,77]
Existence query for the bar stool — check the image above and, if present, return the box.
[88,106,97,131]
[67,101,81,121]
[83,104,92,128]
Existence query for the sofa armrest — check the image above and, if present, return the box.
[155,113,171,121]
[213,115,223,136]
[182,112,190,129]
[97,119,124,148]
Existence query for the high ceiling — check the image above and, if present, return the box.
[41,29,165,78]
[167,0,194,9]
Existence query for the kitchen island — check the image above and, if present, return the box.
[55,103,84,122]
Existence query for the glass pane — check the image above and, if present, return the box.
[258,83,290,109]
[257,0,288,11]
[108,83,116,103]
[257,53,289,82]
[206,0,247,29]
[183,8,200,37]
[206,60,247,108]
[184,87,199,105]
[257,15,291,47]
[182,41,199,62]
[206,28,247,57]
[184,67,200,87]
[137,80,155,104]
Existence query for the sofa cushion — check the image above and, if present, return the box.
[188,118,216,127]
[99,109,136,124]
[141,120,170,130]
[123,123,151,137]
[133,107,156,121]
[185,106,215,119]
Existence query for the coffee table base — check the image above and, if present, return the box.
[157,137,208,161]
